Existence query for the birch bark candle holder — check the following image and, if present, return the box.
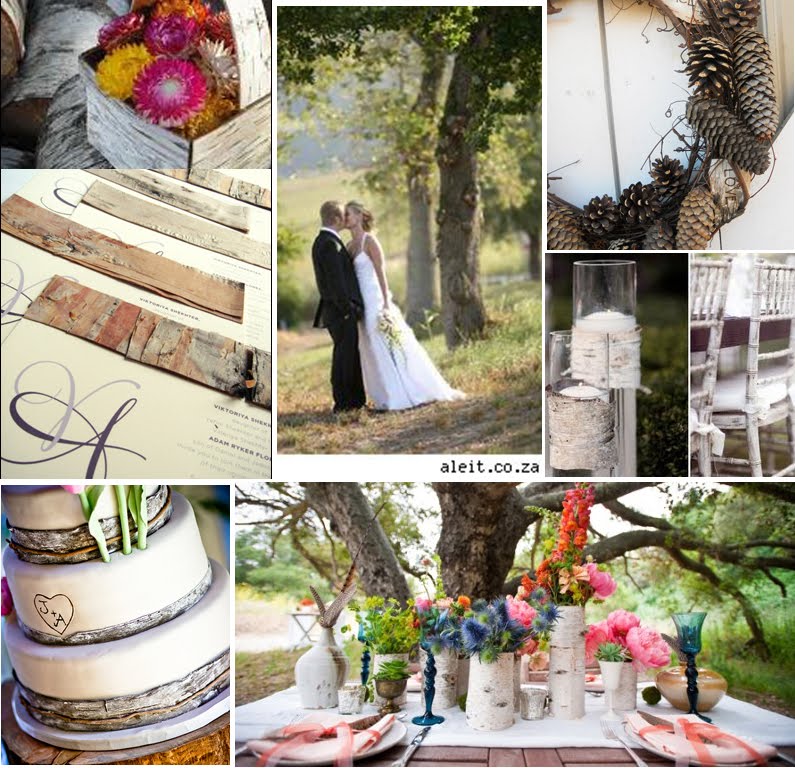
[79,0,271,169]
[572,260,639,476]
[546,331,617,477]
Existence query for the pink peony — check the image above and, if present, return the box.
[1,577,13,617]
[414,597,432,612]
[585,619,615,664]
[144,14,202,57]
[586,562,617,600]
[506,594,537,628]
[625,625,671,672]
[133,59,207,127]
[61,485,86,494]
[606,609,641,640]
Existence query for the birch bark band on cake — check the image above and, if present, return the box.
[571,326,642,389]
[4,492,210,644]
[16,649,230,731]
[5,485,171,564]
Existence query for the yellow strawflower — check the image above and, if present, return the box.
[96,43,153,100]
[183,91,237,138]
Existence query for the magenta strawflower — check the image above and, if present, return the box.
[133,59,207,127]
[98,12,145,51]
[144,13,202,57]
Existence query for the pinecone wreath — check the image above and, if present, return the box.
[618,182,660,225]
[650,156,686,201]
[581,194,619,238]
[676,186,719,249]
[548,206,588,250]
[643,219,676,250]
[685,98,770,174]
[716,0,761,30]
[733,29,778,142]
[686,37,733,99]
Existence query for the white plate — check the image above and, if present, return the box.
[623,722,757,766]
[250,719,408,766]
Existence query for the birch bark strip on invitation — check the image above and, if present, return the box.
[0,195,245,323]
[87,169,251,232]
[82,181,271,269]
[157,169,271,209]
[25,276,272,409]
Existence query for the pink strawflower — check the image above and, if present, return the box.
[606,609,641,640]
[585,619,614,664]
[1,577,13,617]
[414,597,432,612]
[586,562,617,600]
[61,485,86,494]
[625,625,671,672]
[133,59,207,128]
[98,12,145,51]
[144,14,202,57]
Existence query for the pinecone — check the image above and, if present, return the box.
[650,156,687,200]
[618,182,660,226]
[581,194,619,237]
[686,37,733,99]
[548,206,588,250]
[643,219,676,250]
[733,30,778,142]
[717,0,761,30]
[686,97,770,174]
[607,238,637,250]
[676,186,719,249]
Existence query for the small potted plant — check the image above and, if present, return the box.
[595,641,627,720]
[372,659,410,715]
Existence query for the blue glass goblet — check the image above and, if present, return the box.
[412,643,445,726]
[672,612,710,723]
[357,623,371,687]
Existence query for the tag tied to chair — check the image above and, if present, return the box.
[24,276,271,409]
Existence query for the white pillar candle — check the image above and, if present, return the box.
[574,310,637,333]
[558,384,604,399]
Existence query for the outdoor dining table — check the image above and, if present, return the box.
[691,316,791,353]
[235,686,795,767]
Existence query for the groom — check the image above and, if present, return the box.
[311,201,366,413]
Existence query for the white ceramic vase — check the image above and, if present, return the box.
[294,626,349,709]
[466,653,515,731]
[548,605,585,719]
[598,659,625,719]
[373,653,409,708]
[613,662,638,711]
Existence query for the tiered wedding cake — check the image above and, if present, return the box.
[2,485,229,734]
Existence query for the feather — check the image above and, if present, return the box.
[319,581,358,628]
[662,632,687,664]
[309,585,326,617]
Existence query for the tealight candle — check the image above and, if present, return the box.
[574,310,636,334]
[558,384,604,399]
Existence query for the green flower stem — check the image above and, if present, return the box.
[87,507,110,563]
[134,486,148,550]
[78,491,91,521]
[115,485,131,555]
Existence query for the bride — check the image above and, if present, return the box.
[344,200,464,411]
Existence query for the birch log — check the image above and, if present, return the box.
[88,169,252,232]
[1,145,33,168]
[36,74,111,169]
[0,195,245,322]
[25,276,272,409]
[548,605,586,720]
[1,0,26,80]
[1,0,112,148]
[82,181,271,269]
[157,169,272,209]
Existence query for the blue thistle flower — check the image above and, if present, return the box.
[461,617,490,656]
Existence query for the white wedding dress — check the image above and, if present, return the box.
[354,235,464,411]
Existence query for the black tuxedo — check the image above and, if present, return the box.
[311,229,366,411]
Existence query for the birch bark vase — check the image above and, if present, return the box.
[373,653,409,709]
[612,662,638,711]
[548,605,585,719]
[424,648,458,710]
[294,627,349,709]
[456,656,470,700]
[465,653,515,731]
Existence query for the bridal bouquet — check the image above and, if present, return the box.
[94,1,239,137]
[378,307,404,356]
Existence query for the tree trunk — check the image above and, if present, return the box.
[528,231,541,281]
[404,49,444,328]
[302,483,411,604]
[434,31,487,349]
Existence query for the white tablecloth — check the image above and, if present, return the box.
[235,686,795,748]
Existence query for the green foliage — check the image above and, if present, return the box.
[373,659,410,680]
[277,225,310,329]
[352,596,419,654]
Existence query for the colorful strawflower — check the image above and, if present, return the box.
[183,91,236,138]
[98,12,146,51]
[205,10,234,50]
[145,13,202,57]
[96,43,154,100]
[133,58,207,127]
[152,0,208,24]
[197,38,238,96]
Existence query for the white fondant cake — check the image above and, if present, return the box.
[3,486,161,530]
[3,493,209,643]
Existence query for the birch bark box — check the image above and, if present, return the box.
[79,0,271,169]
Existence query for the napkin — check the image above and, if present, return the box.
[248,712,395,766]
[625,712,777,766]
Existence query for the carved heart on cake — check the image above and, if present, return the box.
[33,594,74,635]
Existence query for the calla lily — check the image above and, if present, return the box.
[61,485,86,494]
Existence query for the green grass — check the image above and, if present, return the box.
[277,279,543,454]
